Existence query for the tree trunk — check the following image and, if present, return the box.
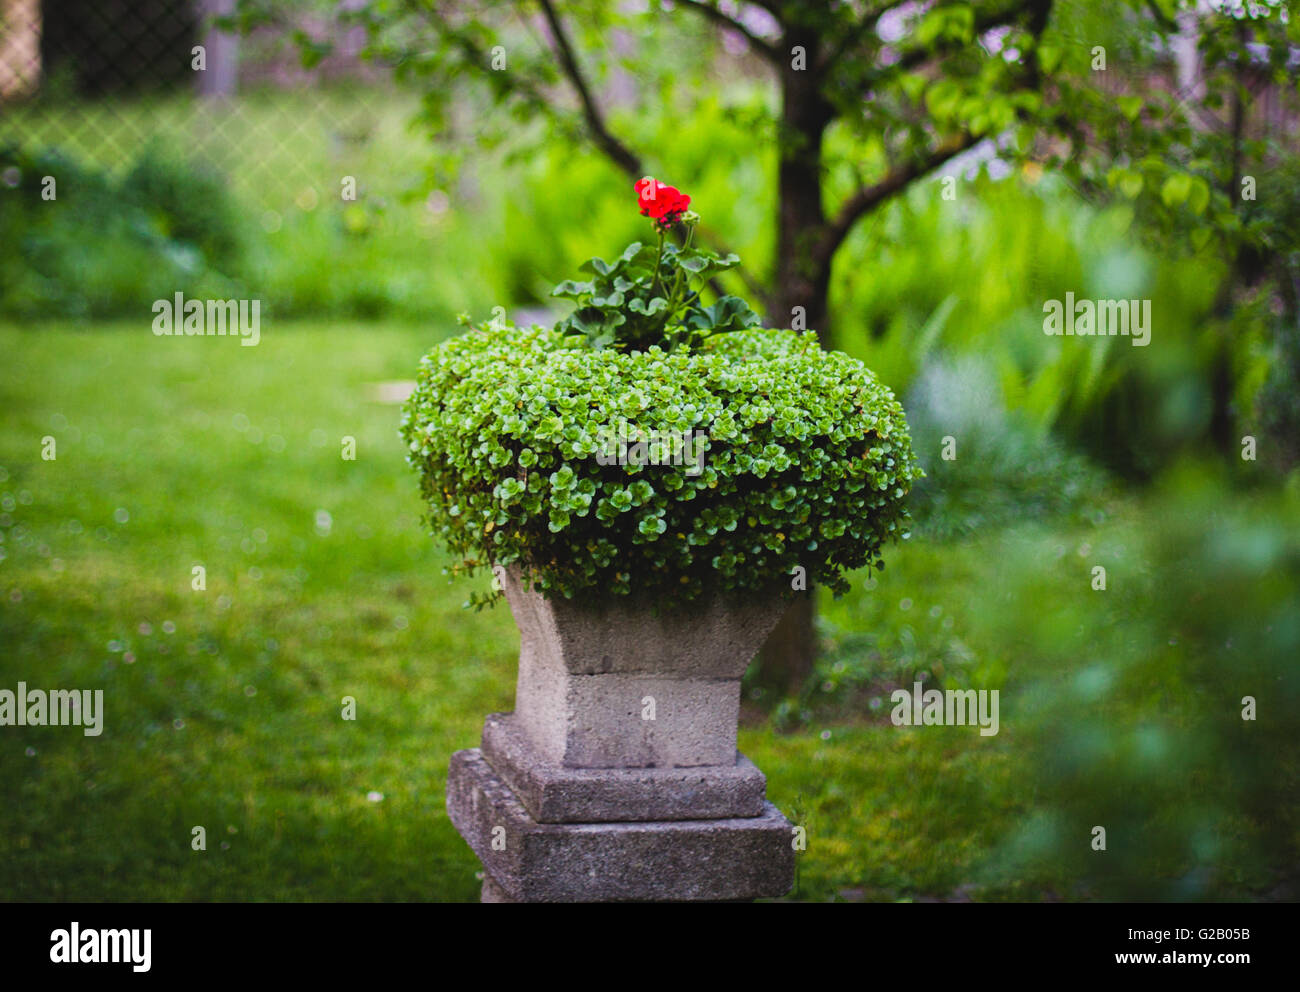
[196,0,238,99]
[771,38,833,345]
[754,37,834,692]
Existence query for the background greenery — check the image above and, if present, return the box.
[2,76,1297,901]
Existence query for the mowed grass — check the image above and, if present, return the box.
[1,321,1094,902]
[0,321,508,900]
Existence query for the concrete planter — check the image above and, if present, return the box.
[446,566,799,902]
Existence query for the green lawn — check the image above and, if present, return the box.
[1,322,1291,902]
[0,320,503,900]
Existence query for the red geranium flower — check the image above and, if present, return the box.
[635,177,690,229]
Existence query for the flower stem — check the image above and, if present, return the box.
[651,229,665,297]
[664,222,695,349]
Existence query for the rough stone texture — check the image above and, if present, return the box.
[480,711,767,823]
[503,567,792,769]
[480,874,515,903]
[448,748,795,903]
[447,570,797,901]
[554,672,739,768]
[503,566,791,677]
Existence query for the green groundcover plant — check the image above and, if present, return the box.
[402,180,922,608]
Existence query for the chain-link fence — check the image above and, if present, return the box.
[0,0,417,207]
[0,0,479,323]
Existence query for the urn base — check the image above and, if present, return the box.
[447,748,796,903]
[480,711,768,823]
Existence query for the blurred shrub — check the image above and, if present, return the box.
[832,176,1230,479]
[1257,312,1300,471]
[1240,155,1300,474]
[903,355,1111,540]
[981,464,1300,899]
[0,144,246,318]
[120,142,245,273]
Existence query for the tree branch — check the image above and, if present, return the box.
[536,0,642,176]
[1143,0,1178,32]
[674,0,781,63]
[816,132,980,268]
[407,1,769,302]
[865,0,1045,85]
[820,3,893,72]
[415,2,556,123]
[535,0,776,299]
[816,0,1056,271]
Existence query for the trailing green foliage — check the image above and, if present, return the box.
[401,319,921,607]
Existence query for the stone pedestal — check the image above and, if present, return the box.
[445,567,797,902]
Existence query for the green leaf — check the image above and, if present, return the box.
[1161,173,1192,208]
[591,289,625,307]
[925,80,961,120]
[551,279,593,299]
[688,296,762,334]
[900,72,928,103]
[916,9,947,47]
[628,296,669,316]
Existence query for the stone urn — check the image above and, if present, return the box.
[446,566,798,902]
